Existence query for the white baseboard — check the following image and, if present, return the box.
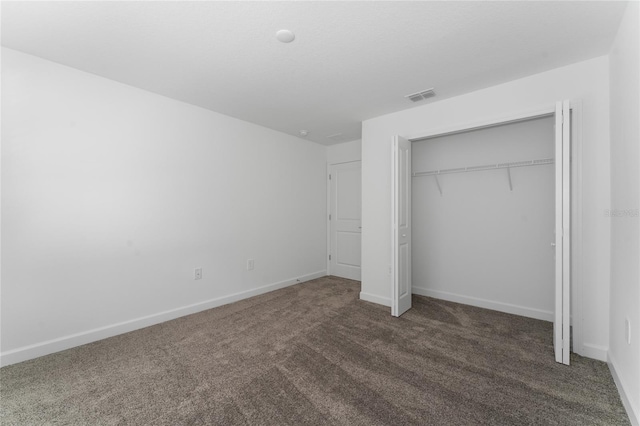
[608,353,639,426]
[581,343,608,362]
[359,291,391,307]
[412,287,554,322]
[0,270,327,367]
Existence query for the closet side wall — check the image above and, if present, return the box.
[412,117,555,320]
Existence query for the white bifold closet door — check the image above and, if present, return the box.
[554,100,571,366]
[392,135,412,317]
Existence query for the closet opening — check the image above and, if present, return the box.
[391,102,578,365]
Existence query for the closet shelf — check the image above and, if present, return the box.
[412,158,554,178]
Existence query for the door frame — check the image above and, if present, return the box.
[326,160,362,277]
[395,101,584,357]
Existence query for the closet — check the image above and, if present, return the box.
[391,102,573,364]
[411,116,555,322]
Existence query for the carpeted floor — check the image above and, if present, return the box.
[0,276,630,425]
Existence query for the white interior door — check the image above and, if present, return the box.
[554,100,571,365]
[329,161,362,280]
[392,136,412,317]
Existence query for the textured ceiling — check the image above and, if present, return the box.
[1,1,628,145]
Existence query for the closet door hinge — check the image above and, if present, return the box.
[329,174,332,180]
[329,254,332,260]
[329,214,331,220]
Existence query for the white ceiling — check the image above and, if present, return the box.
[1,1,628,145]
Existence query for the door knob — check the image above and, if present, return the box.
[402,234,406,237]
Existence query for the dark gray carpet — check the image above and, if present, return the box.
[0,276,629,425]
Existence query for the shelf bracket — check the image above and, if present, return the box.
[507,167,513,191]
[434,174,443,196]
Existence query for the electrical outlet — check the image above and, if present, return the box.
[625,318,631,345]
[194,267,202,280]
[247,259,254,271]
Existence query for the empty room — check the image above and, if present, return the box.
[1,1,638,425]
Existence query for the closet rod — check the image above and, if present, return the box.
[412,158,554,178]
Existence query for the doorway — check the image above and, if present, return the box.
[328,161,362,280]
[391,101,575,365]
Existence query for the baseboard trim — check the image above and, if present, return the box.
[581,343,608,362]
[608,353,639,426]
[412,287,554,322]
[359,292,391,307]
[0,270,327,368]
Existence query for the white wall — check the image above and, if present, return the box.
[608,2,640,424]
[362,56,611,360]
[412,117,555,321]
[0,48,328,366]
[327,139,362,164]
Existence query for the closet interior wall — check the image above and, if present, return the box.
[411,116,555,321]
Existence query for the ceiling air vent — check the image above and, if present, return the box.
[405,88,436,103]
